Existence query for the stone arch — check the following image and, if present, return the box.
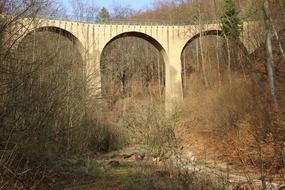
[17,26,85,58]
[100,31,168,105]
[181,30,248,59]
[180,29,249,96]
[102,32,168,66]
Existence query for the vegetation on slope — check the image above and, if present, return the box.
[1,0,285,189]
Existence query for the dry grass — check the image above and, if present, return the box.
[176,68,285,184]
[180,73,253,134]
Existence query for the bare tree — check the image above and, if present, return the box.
[263,0,277,104]
[101,36,165,113]
[69,0,99,21]
[112,4,135,19]
[0,1,95,188]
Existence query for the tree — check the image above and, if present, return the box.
[220,0,243,86]
[112,4,134,19]
[221,0,243,41]
[100,36,165,112]
[69,0,99,21]
[97,7,110,22]
[0,1,72,188]
[263,0,277,104]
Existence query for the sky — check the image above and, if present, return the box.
[60,0,156,14]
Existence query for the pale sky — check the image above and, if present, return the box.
[60,0,156,14]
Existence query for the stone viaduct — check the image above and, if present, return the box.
[3,15,262,110]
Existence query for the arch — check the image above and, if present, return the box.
[102,32,169,66]
[181,30,248,58]
[17,26,85,57]
[100,31,168,102]
[180,29,249,97]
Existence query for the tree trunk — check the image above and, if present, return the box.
[196,40,200,72]
[224,34,232,88]
[198,7,208,88]
[157,54,161,98]
[264,0,277,104]
[216,33,221,86]
[183,52,187,92]
[265,30,277,104]
[272,23,285,61]
[199,29,209,88]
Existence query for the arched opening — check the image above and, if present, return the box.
[17,26,85,57]
[100,32,167,112]
[12,26,86,153]
[181,30,248,98]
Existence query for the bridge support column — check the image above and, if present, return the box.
[84,50,101,100]
[165,51,183,113]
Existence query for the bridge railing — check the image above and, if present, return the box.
[35,14,223,25]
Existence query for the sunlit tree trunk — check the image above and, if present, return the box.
[215,34,221,86]
[224,35,232,87]
[157,53,162,99]
[196,40,200,72]
[182,52,187,92]
[199,16,209,88]
[263,0,277,104]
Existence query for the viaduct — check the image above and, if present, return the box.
[2,15,262,110]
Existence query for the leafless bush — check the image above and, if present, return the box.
[118,103,177,146]
[182,73,253,134]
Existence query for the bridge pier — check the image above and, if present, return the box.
[84,50,102,100]
[165,49,184,113]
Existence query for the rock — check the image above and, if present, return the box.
[135,152,145,160]
[122,153,135,159]
[122,152,145,161]
[109,160,120,167]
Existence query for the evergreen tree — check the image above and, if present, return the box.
[97,7,110,22]
[221,0,243,40]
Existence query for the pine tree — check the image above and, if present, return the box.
[221,0,243,40]
[97,7,110,22]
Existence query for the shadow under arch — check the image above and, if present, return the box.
[17,26,85,59]
[181,30,248,58]
[180,29,249,97]
[102,31,169,67]
[100,31,169,98]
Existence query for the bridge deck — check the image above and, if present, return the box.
[33,14,222,26]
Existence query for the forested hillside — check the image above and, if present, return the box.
[133,0,263,21]
[0,0,285,189]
